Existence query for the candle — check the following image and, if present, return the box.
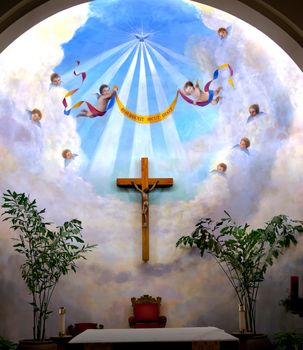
[59,307,66,336]
[238,304,246,333]
[290,276,299,299]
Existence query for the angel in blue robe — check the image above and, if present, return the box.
[50,72,61,89]
[26,108,42,128]
[62,149,78,168]
[210,163,227,176]
[217,25,233,40]
[232,137,250,155]
[247,104,265,123]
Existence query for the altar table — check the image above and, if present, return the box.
[69,327,239,350]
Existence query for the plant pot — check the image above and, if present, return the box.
[232,333,273,350]
[246,334,273,350]
[17,340,57,350]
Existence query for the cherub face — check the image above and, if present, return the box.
[31,112,42,122]
[218,29,228,39]
[65,151,73,159]
[184,85,193,95]
[52,77,61,86]
[217,165,224,172]
[101,87,111,96]
[249,108,257,116]
[240,140,247,149]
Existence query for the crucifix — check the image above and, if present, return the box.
[116,157,173,262]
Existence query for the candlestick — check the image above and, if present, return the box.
[290,276,299,300]
[59,307,66,336]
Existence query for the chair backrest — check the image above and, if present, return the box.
[131,295,162,322]
[131,294,162,306]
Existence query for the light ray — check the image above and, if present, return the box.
[87,44,141,190]
[147,44,222,135]
[143,44,189,171]
[129,42,154,176]
[146,42,188,86]
[77,43,138,138]
[61,40,137,84]
[146,42,209,122]
[148,40,195,66]
[77,42,138,99]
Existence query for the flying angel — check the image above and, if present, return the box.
[62,149,78,168]
[217,25,233,40]
[26,108,42,128]
[247,104,265,123]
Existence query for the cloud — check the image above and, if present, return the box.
[0,4,89,176]
[0,0,303,339]
[191,2,239,35]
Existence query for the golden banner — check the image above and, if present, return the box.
[115,91,179,124]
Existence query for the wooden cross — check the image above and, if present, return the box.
[116,157,173,262]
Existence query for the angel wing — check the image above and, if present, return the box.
[226,25,233,38]
[92,92,101,99]
[64,154,79,168]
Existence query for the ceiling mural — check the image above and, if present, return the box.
[0,0,303,339]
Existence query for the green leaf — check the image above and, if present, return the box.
[1,189,97,341]
[176,210,303,334]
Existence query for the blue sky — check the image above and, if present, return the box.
[55,0,221,199]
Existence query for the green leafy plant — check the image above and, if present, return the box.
[274,332,303,350]
[280,297,303,317]
[0,336,17,350]
[1,190,96,341]
[176,211,303,334]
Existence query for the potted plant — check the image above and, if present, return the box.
[273,332,303,350]
[176,211,303,335]
[1,190,96,349]
[0,336,17,350]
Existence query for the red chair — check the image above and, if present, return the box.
[128,294,167,328]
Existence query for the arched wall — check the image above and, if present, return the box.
[0,0,303,341]
[0,0,302,70]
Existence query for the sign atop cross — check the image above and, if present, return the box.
[116,157,173,262]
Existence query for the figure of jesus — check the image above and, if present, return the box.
[132,182,158,227]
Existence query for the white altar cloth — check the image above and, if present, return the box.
[69,327,238,344]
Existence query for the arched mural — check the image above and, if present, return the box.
[0,0,303,340]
